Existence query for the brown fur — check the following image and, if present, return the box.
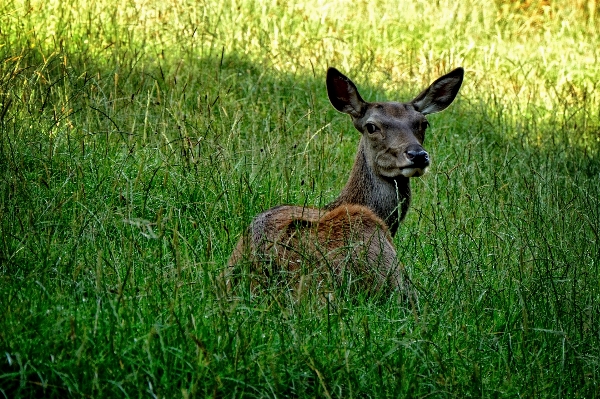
[226,204,400,298]
[223,66,464,300]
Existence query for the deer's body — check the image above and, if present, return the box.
[225,67,464,298]
[228,203,398,295]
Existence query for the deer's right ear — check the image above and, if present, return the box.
[327,68,366,118]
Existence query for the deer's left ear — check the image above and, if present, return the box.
[411,67,464,115]
[326,68,367,118]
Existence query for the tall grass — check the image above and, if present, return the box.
[1,0,599,397]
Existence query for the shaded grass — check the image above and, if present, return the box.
[1,0,600,397]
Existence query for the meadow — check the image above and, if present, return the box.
[1,0,599,397]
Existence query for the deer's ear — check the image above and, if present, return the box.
[411,67,464,115]
[327,68,366,118]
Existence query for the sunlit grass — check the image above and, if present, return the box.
[1,0,599,397]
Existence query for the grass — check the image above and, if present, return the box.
[1,0,599,397]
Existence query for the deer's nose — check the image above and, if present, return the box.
[406,149,430,166]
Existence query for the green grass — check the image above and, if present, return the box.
[1,0,599,397]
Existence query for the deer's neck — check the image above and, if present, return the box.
[326,140,411,236]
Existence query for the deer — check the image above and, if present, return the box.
[223,66,464,301]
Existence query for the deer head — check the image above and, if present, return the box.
[326,67,464,179]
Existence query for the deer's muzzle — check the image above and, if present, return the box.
[405,148,430,169]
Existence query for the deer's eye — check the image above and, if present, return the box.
[365,123,379,134]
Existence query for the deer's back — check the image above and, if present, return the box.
[227,203,401,294]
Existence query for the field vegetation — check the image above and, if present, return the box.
[1,0,599,396]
